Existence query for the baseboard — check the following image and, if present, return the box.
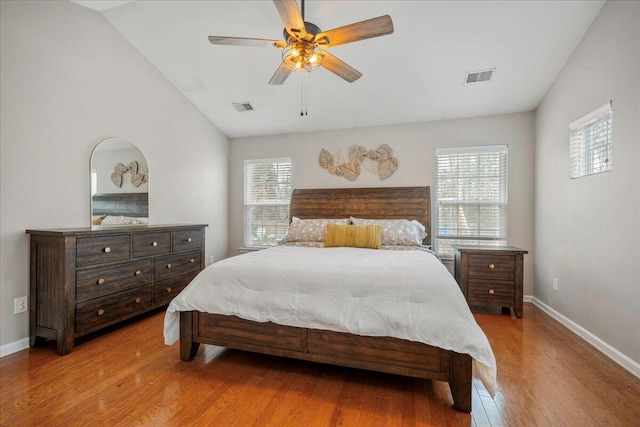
[531,297,640,379]
[523,295,533,303]
[0,338,29,358]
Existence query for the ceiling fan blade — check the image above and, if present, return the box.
[315,15,394,47]
[208,36,285,48]
[320,52,362,83]
[273,0,306,39]
[269,62,293,85]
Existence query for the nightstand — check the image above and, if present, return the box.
[453,245,528,317]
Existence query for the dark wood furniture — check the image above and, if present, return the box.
[454,245,528,317]
[27,224,206,355]
[179,187,473,412]
[92,192,148,218]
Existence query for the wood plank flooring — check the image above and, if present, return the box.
[1,304,639,426]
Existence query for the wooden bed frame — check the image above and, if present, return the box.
[179,186,472,412]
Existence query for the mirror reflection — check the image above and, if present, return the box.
[91,138,149,227]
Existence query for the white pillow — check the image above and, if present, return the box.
[281,217,350,242]
[350,217,428,246]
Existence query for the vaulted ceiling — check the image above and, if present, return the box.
[73,0,604,138]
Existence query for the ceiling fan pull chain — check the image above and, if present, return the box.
[305,71,309,116]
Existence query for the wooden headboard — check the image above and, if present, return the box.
[92,193,148,218]
[289,186,431,246]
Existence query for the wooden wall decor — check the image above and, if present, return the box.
[319,144,398,181]
[111,161,148,188]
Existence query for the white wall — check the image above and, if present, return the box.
[535,0,639,364]
[230,112,535,286]
[0,1,229,351]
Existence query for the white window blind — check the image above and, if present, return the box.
[435,145,508,256]
[244,158,292,247]
[570,101,612,179]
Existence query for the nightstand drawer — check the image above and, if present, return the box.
[468,254,515,280]
[468,280,515,305]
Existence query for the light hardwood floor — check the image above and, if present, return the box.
[1,304,638,426]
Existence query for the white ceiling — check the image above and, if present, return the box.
[74,0,604,139]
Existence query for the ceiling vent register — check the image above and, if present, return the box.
[465,69,495,84]
[233,102,254,112]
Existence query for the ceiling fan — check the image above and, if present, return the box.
[208,0,394,85]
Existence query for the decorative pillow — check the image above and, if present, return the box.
[324,224,382,249]
[281,217,350,242]
[92,215,106,226]
[100,215,144,225]
[350,217,428,246]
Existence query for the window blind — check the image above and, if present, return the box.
[243,158,292,247]
[569,101,612,179]
[435,145,508,256]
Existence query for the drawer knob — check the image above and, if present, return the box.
[166,287,172,293]
[97,309,105,316]
[488,288,495,295]
[488,264,495,270]
[97,278,105,285]
[166,263,172,269]
[186,237,192,243]
[135,270,142,276]
[189,259,195,263]
[104,247,111,253]
[152,241,158,247]
[134,297,141,304]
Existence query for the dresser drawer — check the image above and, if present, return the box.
[173,229,203,253]
[75,286,152,335]
[154,271,199,306]
[76,259,153,302]
[76,235,131,267]
[468,254,515,280]
[132,232,171,258]
[155,250,201,281]
[468,280,515,306]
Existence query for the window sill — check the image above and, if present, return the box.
[238,246,268,253]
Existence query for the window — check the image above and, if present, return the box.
[244,158,292,247]
[570,101,612,178]
[435,145,508,256]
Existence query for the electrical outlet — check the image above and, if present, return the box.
[553,278,559,291]
[14,296,28,314]
[209,255,214,265]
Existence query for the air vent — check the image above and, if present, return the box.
[464,69,495,85]
[232,102,254,112]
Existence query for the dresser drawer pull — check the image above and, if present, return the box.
[166,287,172,293]
[134,297,141,304]
[488,264,495,270]
[97,278,105,285]
[97,309,105,316]
[488,288,495,295]
[104,247,111,253]
[186,237,192,242]
[135,270,142,276]
[152,241,158,247]
[166,263,172,269]
[189,259,195,263]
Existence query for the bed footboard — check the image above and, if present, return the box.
[179,311,472,412]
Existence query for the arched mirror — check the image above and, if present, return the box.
[90,138,149,227]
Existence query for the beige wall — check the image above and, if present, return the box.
[534,0,640,364]
[230,112,535,284]
[0,1,229,353]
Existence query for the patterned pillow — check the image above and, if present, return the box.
[324,224,382,249]
[282,217,350,242]
[350,217,428,246]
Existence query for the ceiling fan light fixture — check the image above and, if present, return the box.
[282,41,324,72]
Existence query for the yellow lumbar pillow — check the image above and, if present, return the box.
[324,224,382,249]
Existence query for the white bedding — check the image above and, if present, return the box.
[164,246,497,395]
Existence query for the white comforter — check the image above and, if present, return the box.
[164,246,496,395]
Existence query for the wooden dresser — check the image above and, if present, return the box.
[27,224,207,355]
[453,245,528,317]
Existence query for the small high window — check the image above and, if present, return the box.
[570,101,612,179]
